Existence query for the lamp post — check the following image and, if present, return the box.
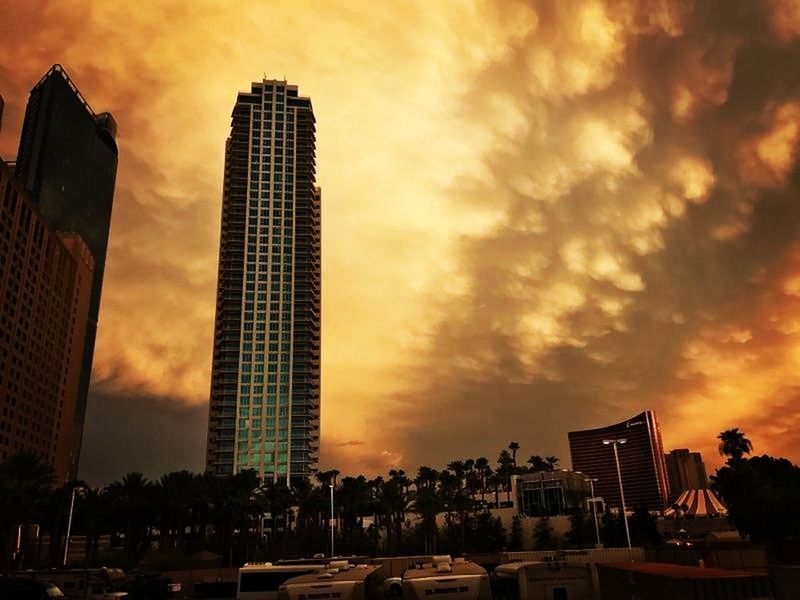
[329,483,335,557]
[63,485,85,566]
[586,478,601,547]
[603,439,631,549]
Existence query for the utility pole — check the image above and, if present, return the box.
[603,439,631,549]
[329,484,335,557]
[63,485,84,566]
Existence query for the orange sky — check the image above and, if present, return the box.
[2,0,800,483]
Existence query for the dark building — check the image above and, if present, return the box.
[512,469,593,517]
[568,411,670,510]
[206,78,321,481]
[14,65,118,476]
[665,448,708,498]
[0,160,93,484]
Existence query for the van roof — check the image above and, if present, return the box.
[597,562,769,580]
[403,561,485,580]
[241,564,322,572]
[495,562,590,574]
[281,565,382,585]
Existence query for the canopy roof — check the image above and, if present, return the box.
[664,488,727,517]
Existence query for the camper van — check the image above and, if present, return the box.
[402,557,491,600]
[277,563,384,600]
[494,562,594,600]
[238,563,326,600]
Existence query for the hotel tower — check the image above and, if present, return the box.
[206,78,321,481]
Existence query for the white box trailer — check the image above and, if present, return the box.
[494,562,594,600]
[402,557,491,600]
[277,564,384,600]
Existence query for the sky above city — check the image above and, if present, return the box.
[1,0,800,484]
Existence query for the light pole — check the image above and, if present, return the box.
[329,483,335,557]
[586,478,601,547]
[603,439,631,549]
[63,485,85,566]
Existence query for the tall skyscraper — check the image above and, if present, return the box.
[0,160,93,485]
[14,65,119,476]
[206,78,321,481]
[665,448,708,498]
[568,411,671,510]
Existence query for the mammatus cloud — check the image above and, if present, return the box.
[1,0,800,481]
[380,0,800,473]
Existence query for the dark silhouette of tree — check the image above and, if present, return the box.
[497,450,515,503]
[509,516,523,550]
[718,428,753,461]
[600,511,626,547]
[0,452,54,569]
[508,442,520,471]
[528,455,548,472]
[532,516,559,550]
[566,507,594,548]
[474,457,490,502]
[106,472,154,558]
[712,454,800,544]
[629,504,662,547]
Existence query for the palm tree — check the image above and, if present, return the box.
[0,452,54,569]
[508,442,520,471]
[545,456,560,471]
[497,450,515,502]
[447,460,466,490]
[474,457,490,502]
[78,488,108,564]
[487,472,502,509]
[528,455,547,472]
[106,472,153,558]
[156,470,196,552]
[412,467,443,554]
[718,428,753,460]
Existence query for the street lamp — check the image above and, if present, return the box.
[585,478,601,547]
[603,439,631,549]
[329,483,335,557]
[63,484,85,566]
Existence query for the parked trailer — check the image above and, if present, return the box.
[278,564,384,600]
[499,548,644,565]
[238,564,322,600]
[402,557,491,600]
[595,562,774,600]
[494,562,594,600]
[371,557,433,579]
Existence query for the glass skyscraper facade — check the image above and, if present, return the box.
[206,78,321,481]
[14,65,118,480]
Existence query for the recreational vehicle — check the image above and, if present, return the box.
[494,562,594,600]
[402,557,491,600]
[238,563,325,600]
[277,563,384,600]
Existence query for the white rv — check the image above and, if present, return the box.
[494,562,594,600]
[401,557,491,600]
[238,563,323,600]
[277,563,384,600]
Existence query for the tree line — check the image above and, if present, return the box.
[1,429,799,571]
[0,442,562,570]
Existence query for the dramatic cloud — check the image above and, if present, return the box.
[1,0,800,482]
